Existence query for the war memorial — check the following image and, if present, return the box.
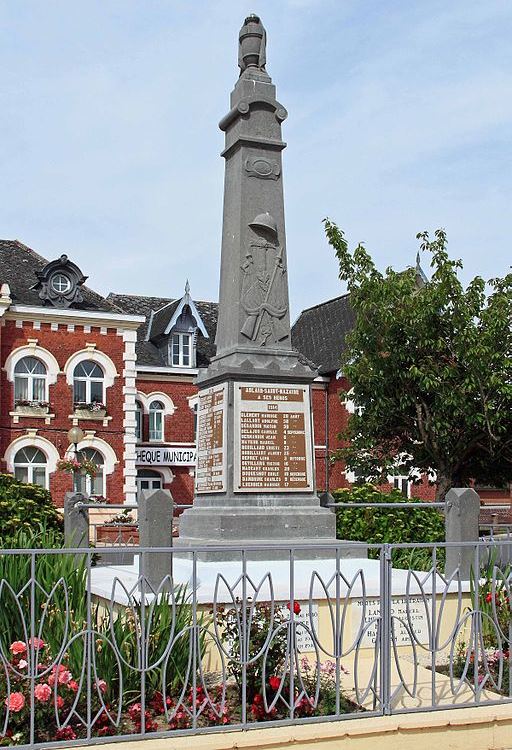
[0,13,510,750]
[176,13,336,557]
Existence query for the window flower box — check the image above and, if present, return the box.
[73,402,107,419]
[14,400,51,416]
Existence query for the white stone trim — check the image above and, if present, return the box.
[63,348,118,389]
[136,391,176,416]
[4,343,60,386]
[8,305,144,325]
[136,365,199,376]
[122,329,138,505]
[4,434,60,476]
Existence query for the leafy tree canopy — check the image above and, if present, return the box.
[324,221,512,499]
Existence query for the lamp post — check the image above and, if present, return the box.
[67,426,84,494]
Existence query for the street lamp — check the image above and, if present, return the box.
[67,426,84,493]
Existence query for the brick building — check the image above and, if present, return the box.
[1,240,509,512]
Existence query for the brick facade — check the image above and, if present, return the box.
[0,307,141,507]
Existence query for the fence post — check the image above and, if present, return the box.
[379,544,392,715]
[64,492,89,548]
[138,488,174,591]
[444,487,480,580]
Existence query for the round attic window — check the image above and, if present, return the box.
[51,273,72,293]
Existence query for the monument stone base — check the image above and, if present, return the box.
[174,495,357,561]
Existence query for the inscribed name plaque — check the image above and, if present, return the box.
[195,383,227,494]
[352,596,430,647]
[234,383,314,493]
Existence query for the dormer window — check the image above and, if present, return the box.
[146,281,208,369]
[51,273,72,294]
[31,254,87,309]
[171,332,192,367]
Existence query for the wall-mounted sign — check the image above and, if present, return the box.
[136,446,196,467]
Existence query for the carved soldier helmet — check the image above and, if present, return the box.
[249,212,278,239]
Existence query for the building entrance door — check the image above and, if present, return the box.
[136,469,163,501]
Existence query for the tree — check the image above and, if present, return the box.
[324,221,512,500]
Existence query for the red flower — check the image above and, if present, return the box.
[286,601,301,615]
[55,726,76,741]
[485,593,493,603]
[5,692,25,712]
[268,675,281,690]
[9,641,27,655]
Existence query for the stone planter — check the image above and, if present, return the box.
[96,525,139,544]
[15,404,50,416]
[74,408,107,420]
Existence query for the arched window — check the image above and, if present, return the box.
[149,400,164,442]
[135,401,143,442]
[13,447,47,487]
[14,357,47,403]
[73,360,104,405]
[76,448,105,497]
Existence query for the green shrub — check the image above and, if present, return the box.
[334,484,445,570]
[0,473,63,546]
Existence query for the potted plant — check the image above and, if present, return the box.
[96,508,139,544]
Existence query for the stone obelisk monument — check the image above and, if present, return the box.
[178,15,335,557]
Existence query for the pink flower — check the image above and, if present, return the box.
[68,680,79,693]
[18,659,28,670]
[34,684,52,703]
[58,669,72,686]
[6,692,25,712]
[56,696,64,710]
[28,637,45,650]
[10,641,27,655]
[96,679,107,694]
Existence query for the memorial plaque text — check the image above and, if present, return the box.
[234,383,313,492]
[196,383,227,493]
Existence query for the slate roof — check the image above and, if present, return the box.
[107,293,218,368]
[0,240,122,313]
[150,300,181,339]
[291,293,355,375]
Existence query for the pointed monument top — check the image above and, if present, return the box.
[238,14,267,75]
[185,279,190,295]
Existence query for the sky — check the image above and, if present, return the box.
[1,0,511,320]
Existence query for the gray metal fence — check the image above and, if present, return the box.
[0,540,511,748]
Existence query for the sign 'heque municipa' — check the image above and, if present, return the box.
[177,14,336,557]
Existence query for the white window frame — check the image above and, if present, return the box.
[73,360,105,405]
[170,332,192,367]
[50,273,72,293]
[13,446,48,488]
[149,400,165,442]
[14,356,48,403]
